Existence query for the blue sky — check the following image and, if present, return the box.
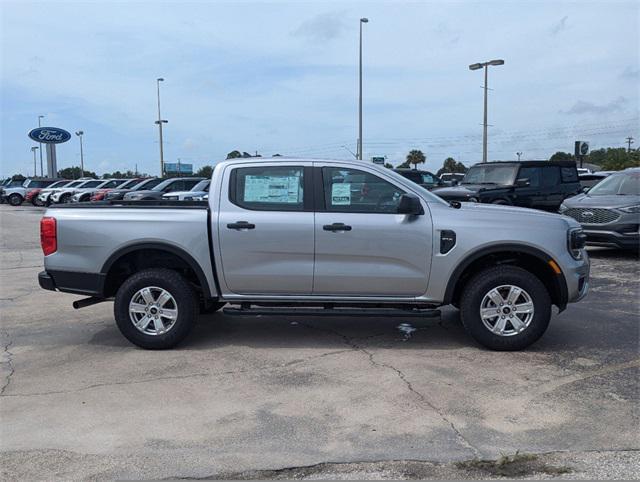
[1,0,638,177]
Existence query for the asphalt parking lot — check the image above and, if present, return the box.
[1,203,638,480]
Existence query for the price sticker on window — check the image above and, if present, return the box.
[331,183,351,205]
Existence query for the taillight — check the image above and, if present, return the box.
[40,217,57,256]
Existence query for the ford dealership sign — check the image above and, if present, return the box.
[28,127,71,144]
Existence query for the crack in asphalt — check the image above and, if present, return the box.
[297,322,481,459]
[0,348,353,398]
[1,334,15,396]
[0,287,36,303]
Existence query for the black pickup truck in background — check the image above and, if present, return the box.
[432,160,580,211]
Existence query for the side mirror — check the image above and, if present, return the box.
[451,179,459,186]
[515,178,530,187]
[397,193,424,215]
[581,186,590,193]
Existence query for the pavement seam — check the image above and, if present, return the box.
[298,322,481,459]
[0,334,15,396]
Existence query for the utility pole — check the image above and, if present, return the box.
[155,78,168,177]
[31,146,39,177]
[38,115,44,176]
[626,136,634,153]
[75,131,84,176]
[358,18,369,160]
[469,59,505,162]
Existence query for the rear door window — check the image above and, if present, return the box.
[561,167,578,182]
[542,166,561,187]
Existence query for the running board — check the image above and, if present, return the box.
[223,307,441,318]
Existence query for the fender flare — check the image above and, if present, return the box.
[100,242,214,298]
[442,243,568,309]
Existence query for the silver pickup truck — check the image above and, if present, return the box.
[38,158,590,351]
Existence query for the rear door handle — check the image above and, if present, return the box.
[323,223,352,232]
[227,221,255,230]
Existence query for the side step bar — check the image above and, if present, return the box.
[223,306,440,318]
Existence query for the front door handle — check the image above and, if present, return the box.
[227,221,255,230]
[323,223,352,232]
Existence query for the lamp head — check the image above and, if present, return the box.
[489,59,505,66]
[75,130,83,136]
[469,63,483,71]
[360,18,369,23]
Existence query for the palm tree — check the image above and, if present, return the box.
[406,149,426,170]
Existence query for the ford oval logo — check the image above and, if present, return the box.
[581,211,594,218]
[28,127,71,144]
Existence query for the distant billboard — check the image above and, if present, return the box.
[164,162,193,174]
[371,157,385,165]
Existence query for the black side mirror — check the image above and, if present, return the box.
[397,194,424,215]
[515,178,530,187]
[451,179,459,186]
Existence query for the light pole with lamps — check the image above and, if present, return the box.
[30,146,39,177]
[358,17,368,160]
[75,131,85,176]
[38,115,45,175]
[155,78,168,176]
[469,59,504,163]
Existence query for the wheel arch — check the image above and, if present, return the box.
[443,243,568,311]
[101,242,213,299]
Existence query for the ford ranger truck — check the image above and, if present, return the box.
[38,159,590,351]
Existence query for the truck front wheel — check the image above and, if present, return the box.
[114,268,198,349]
[459,265,551,351]
[8,194,23,206]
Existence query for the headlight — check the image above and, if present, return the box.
[619,204,640,214]
[567,228,587,260]
[559,203,568,213]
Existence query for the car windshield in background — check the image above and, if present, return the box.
[462,165,517,185]
[81,180,104,188]
[191,180,210,192]
[588,172,640,196]
[115,179,139,189]
[151,179,175,191]
[131,178,160,190]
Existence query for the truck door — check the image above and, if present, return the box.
[217,163,315,295]
[541,165,564,210]
[514,166,542,208]
[313,164,432,296]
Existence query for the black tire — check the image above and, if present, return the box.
[114,268,198,349]
[32,196,43,206]
[201,301,226,314]
[8,194,23,206]
[59,193,72,204]
[491,199,509,205]
[460,265,551,351]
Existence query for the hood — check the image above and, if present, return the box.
[460,201,569,222]
[125,190,162,198]
[563,193,640,209]
[432,184,501,198]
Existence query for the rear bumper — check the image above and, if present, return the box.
[39,270,106,296]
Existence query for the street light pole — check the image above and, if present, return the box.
[75,131,84,176]
[358,18,368,160]
[516,151,522,161]
[31,146,39,177]
[38,115,44,176]
[155,78,168,177]
[469,59,505,162]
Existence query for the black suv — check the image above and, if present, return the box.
[393,169,443,190]
[432,160,580,211]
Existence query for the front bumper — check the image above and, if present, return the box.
[563,251,590,304]
[583,227,639,249]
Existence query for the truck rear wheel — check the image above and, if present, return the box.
[114,268,198,349]
[459,265,551,351]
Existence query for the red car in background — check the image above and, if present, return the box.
[90,178,146,201]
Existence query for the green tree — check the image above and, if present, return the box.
[11,174,26,181]
[58,166,97,179]
[406,149,426,170]
[226,150,242,159]
[549,151,575,162]
[384,163,394,169]
[436,157,468,176]
[195,165,213,178]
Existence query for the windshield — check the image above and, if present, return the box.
[191,180,210,192]
[588,172,640,196]
[48,180,69,188]
[132,178,161,190]
[151,178,176,191]
[462,165,518,185]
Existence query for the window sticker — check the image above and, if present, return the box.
[331,183,351,205]
[244,175,301,203]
